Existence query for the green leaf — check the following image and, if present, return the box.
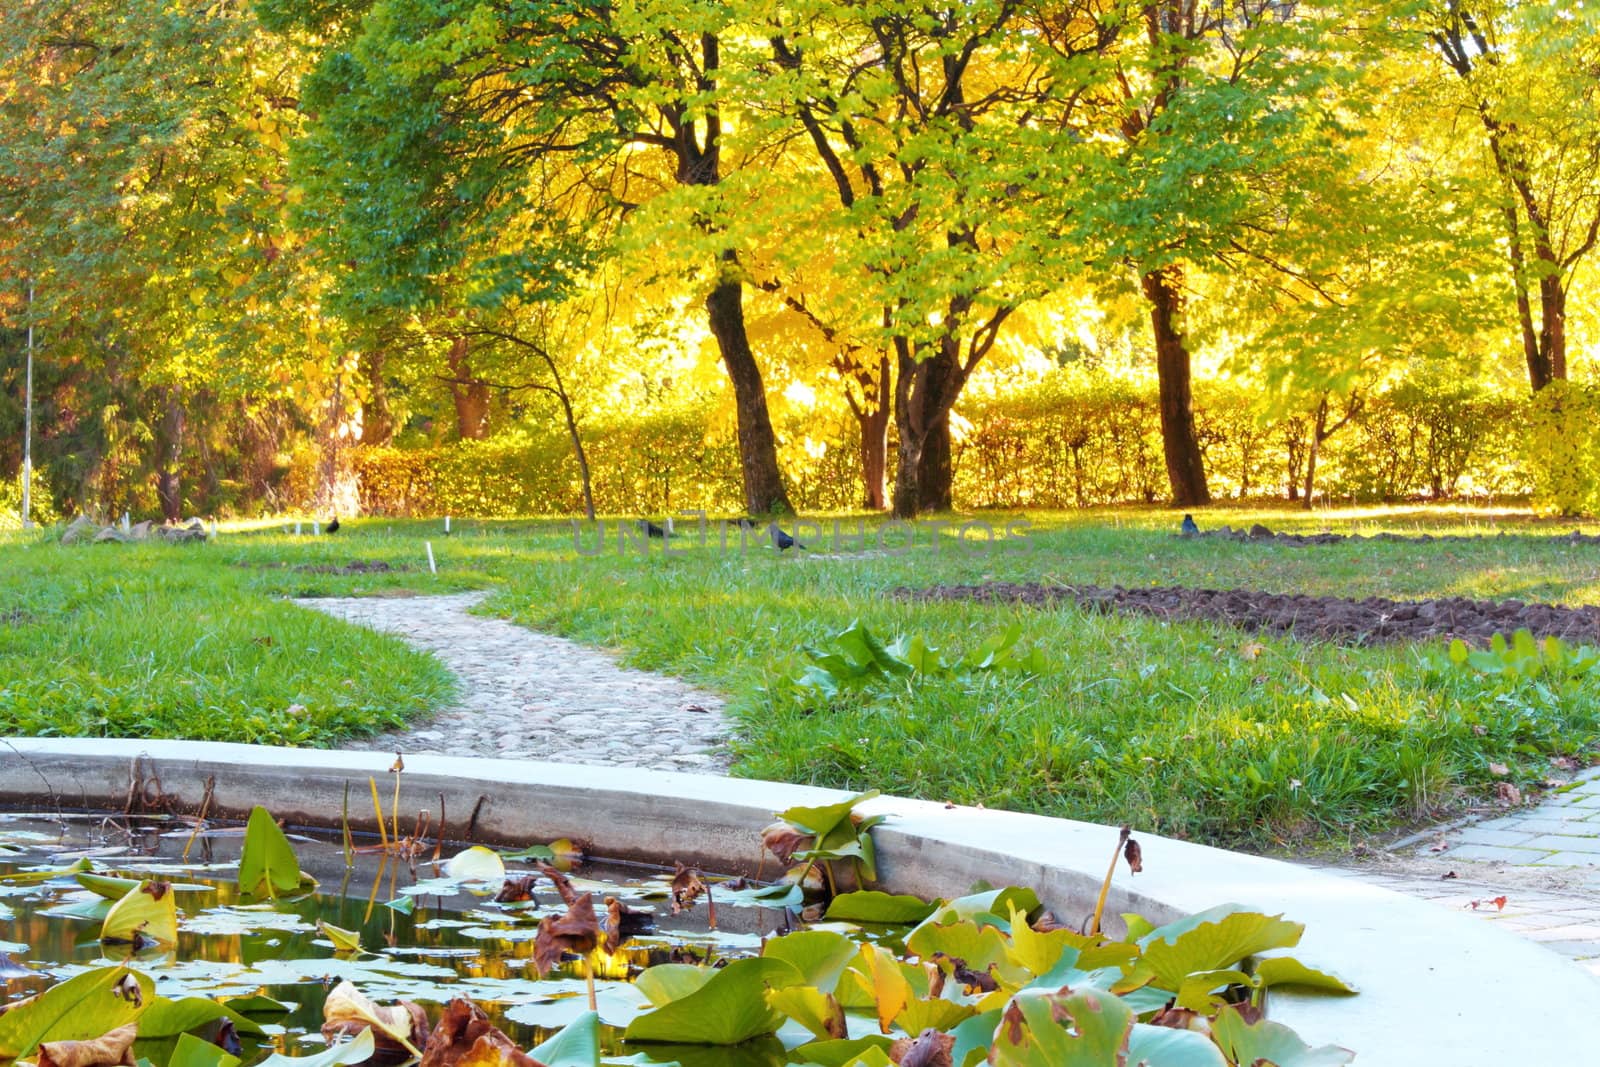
[102,882,178,947]
[253,1029,376,1067]
[776,791,880,839]
[237,807,316,900]
[1125,1024,1229,1067]
[529,1010,599,1067]
[788,1036,894,1067]
[894,996,977,1033]
[761,931,858,993]
[139,998,265,1039]
[825,891,937,925]
[168,1032,241,1067]
[635,964,714,1008]
[317,920,363,953]
[623,957,802,1045]
[1209,1006,1355,1066]
[1253,956,1358,995]
[1136,906,1304,990]
[765,986,844,1041]
[0,966,153,1060]
[76,873,146,901]
[988,988,1133,1066]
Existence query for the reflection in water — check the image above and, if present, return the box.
[0,812,805,1066]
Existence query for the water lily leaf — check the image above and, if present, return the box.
[320,983,422,1057]
[906,921,1013,977]
[774,792,880,839]
[1209,1006,1355,1066]
[635,965,715,1008]
[765,987,845,1041]
[318,921,363,953]
[75,874,146,902]
[1252,956,1357,995]
[528,1009,599,1067]
[948,1009,1003,1067]
[167,1032,241,1067]
[237,808,316,900]
[823,892,937,925]
[2,858,93,886]
[1005,905,1095,976]
[623,957,802,1045]
[253,1028,375,1067]
[218,995,292,1016]
[850,945,910,1034]
[137,997,265,1038]
[0,967,154,1060]
[1173,970,1251,1013]
[1125,1023,1228,1067]
[989,988,1133,1066]
[761,931,857,994]
[787,1035,894,1067]
[445,847,506,884]
[833,1049,892,1067]
[914,888,1039,940]
[0,953,29,979]
[894,997,977,1034]
[102,883,177,947]
[1136,909,1304,991]
[500,839,582,871]
[714,882,804,909]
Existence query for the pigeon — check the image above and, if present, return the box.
[770,524,806,552]
[326,516,341,534]
[636,518,666,539]
[1180,514,1200,537]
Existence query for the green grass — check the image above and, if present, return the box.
[4,505,1600,851]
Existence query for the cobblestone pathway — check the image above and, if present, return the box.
[296,592,730,773]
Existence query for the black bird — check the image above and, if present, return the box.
[1180,514,1199,537]
[636,518,666,539]
[325,516,341,534]
[770,524,806,552]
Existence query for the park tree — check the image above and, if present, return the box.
[279,0,798,514]
[1420,0,1600,392]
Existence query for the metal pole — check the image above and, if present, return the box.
[21,280,33,528]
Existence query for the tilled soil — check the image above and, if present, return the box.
[1186,523,1600,548]
[900,581,1600,645]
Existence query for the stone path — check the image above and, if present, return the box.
[296,592,730,773]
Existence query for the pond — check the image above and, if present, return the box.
[0,811,876,1067]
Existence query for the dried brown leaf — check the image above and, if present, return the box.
[1123,837,1143,874]
[1495,782,1522,805]
[533,893,599,976]
[671,862,706,916]
[37,1023,138,1067]
[1488,762,1510,777]
[890,1028,954,1067]
[761,823,813,867]
[494,875,539,904]
[418,999,547,1067]
[534,862,578,906]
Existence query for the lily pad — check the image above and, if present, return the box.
[624,957,802,1045]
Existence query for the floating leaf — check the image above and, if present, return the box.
[760,931,857,993]
[1135,907,1304,990]
[1253,956,1357,995]
[237,808,316,900]
[0,967,153,1061]
[623,957,801,1045]
[528,1010,600,1067]
[101,882,177,948]
[1125,1023,1229,1067]
[318,921,364,953]
[989,987,1133,1066]
[445,847,506,884]
[137,997,265,1038]
[167,1032,241,1067]
[765,986,845,1040]
[824,892,938,925]
[320,983,422,1057]
[253,1028,375,1067]
[1209,1005,1355,1066]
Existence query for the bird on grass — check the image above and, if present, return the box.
[1180,514,1200,537]
[636,518,667,539]
[770,524,807,552]
[326,516,341,534]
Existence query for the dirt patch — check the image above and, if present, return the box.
[1185,523,1600,548]
[294,559,403,575]
[1,609,32,627]
[899,581,1600,646]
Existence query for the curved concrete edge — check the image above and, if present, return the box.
[1,737,1593,1065]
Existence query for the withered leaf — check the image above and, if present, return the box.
[1148,1002,1201,1031]
[761,823,814,867]
[141,882,171,902]
[494,876,539,904]
[1224,1001,1264,1026]
[671,862,706,916]
[1488,762,1509,777]
[322,983,428,1055]
[533,893,600,976]
[1123,837,1143,874]
[603,896,654,953]
[418,999,548,1067]
[535,862,579,906]
[889,1028,954,1067]
[1495,781,1522,805]
[37,1024,138,1067]
[1030,911,1069,933]
[934,954,997,994]
[390,754,405,773]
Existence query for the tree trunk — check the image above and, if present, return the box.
[917,414,953,512]
[1302,399,1326,511]
[361,348,396,446]
[153,389,185,523]
[445,337,490,440]
[705,264,793,514]
[891,340,962,518]
[858,375,891,510]
[1141,266,1211,507]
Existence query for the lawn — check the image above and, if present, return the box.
[4,504,1600,851]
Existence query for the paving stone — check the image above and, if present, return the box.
[1531,852,1600,867]
[1435,843,1556,863]
[1449,826,1541,847]
[1521,835,1600,854]
[297,592,731,773]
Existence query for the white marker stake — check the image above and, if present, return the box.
[445,515,451,535]
[313,522,321,536]
[209,520,218,540]
[425,541,437,574]
[121,512,130,532]
[295,521,302,536]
